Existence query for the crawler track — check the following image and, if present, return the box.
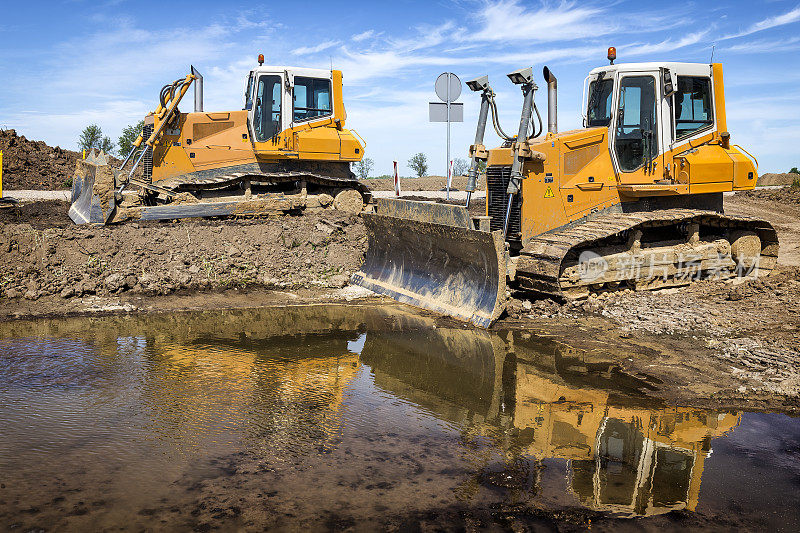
[515,209,779,299]
[159,171,372,203]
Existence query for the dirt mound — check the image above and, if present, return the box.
[361,175,476,191]
[739,186,800,205]
[757,172,799,187]
[0,212,366,303]
[0,129,79,190]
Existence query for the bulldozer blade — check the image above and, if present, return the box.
[352,211,507,328]
[68,158,118,224]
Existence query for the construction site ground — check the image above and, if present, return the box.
[0,184,798,415]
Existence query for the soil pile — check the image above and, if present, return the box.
[740,186,800,205]
[361,175,476,191]
[0,206,366,301]
[757,172,799,187]
[0,129,79,190]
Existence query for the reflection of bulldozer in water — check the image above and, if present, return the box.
[112,327,363,452]
[358,313,740,516]
[69,57,369,224]
[354,54,778,327]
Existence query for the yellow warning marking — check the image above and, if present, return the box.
[544,186,554,198]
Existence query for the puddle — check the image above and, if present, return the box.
[0,305,798,530]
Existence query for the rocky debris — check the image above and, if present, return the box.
[569,269,800,394]
[505,296,574,319]
[0,207,367,302]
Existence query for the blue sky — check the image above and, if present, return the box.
[1,0,798,175]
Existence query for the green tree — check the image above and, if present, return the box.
[354,157,374,180]
[452,157,469,176]
[790,167,799,174]
[118,120,145,157]
[78,124,114,155]
[408,153,428,178]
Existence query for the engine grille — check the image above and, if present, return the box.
[486,165,521,236]
[142,123,154,183]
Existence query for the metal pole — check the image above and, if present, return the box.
[446,73,451,201]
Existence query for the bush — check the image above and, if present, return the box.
[408,153,428,178]
[789,167,799,174]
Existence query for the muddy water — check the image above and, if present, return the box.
[1,305,798,531]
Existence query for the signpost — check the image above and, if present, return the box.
[429,72,463,200]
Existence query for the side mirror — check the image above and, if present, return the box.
[661,67,676,98]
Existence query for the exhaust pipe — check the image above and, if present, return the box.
[191,65,203,113]
[542,66,557,134]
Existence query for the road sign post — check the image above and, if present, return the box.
[430,72,463,200]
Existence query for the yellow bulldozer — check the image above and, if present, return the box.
[69,56,370,224]
[354,50,778,327]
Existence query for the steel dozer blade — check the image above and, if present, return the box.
[68,153,119,224]
[352,199,507,328]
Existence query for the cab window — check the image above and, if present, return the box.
[614,76,657,172]
[674,76,713,140]
[587,77,614,127]
[293,77,332,122]
[254,75,281,141]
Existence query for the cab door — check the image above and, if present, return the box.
[248,73,292,154]
[611,72,663,185]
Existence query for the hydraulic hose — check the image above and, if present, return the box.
[489,97,514,141]
[530,103,543,138]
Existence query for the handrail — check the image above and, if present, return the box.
[351,129,367,150]
[733,144,759,170]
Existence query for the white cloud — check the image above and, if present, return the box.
[292,40,342,55]
[351,30,376,42]
[622,30,709,56]
[720,5,800,40]
[724,35,800,53]
[472,0,608,42]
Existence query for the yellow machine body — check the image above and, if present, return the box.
[486,63,757,244]
[147,69,364,184]
[69,65,370,224]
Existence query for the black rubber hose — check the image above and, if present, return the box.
[490,97,514,141]
[531,103,543,138]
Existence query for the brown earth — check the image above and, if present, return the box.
[0,129,80,190]
[756,172,799,187]
[2,188,800,408]
[361,175,477,191]
[0,129,142,191]
[0,204,365,307]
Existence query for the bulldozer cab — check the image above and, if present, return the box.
[584,62,722,183]
[245,66,338,152]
